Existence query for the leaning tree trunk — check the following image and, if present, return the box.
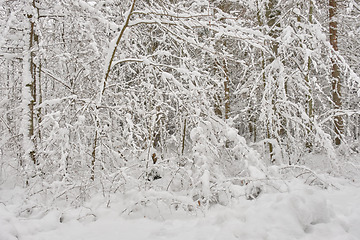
[90,0,137,181]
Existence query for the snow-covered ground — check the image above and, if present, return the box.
[1,178,360,240]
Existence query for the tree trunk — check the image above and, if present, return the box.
[22,0,39,166]
[222,60,230,120]
[329,0,343,145]
[90,0,137,181]
[181,118,186,155]
[215,59,231,120]
[305,0,314,150]
[265,0,281,163]
[91,125,98,181]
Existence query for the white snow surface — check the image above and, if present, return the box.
[1,179,360,240]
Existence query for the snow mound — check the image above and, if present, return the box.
[1,181,360,240]
[0,204,19,240]
[204,187,334,239]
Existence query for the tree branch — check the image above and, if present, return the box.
[101,0,137,97]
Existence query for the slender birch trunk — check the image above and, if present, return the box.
[91,0,136,180]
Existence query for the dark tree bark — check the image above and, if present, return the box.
[329,0,343,145]
[305,0,314,150]
[26,0,40,165]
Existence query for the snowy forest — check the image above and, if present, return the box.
[0,0,360,239]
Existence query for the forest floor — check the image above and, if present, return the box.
[1,155,360,240]
[1,179,360,240]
